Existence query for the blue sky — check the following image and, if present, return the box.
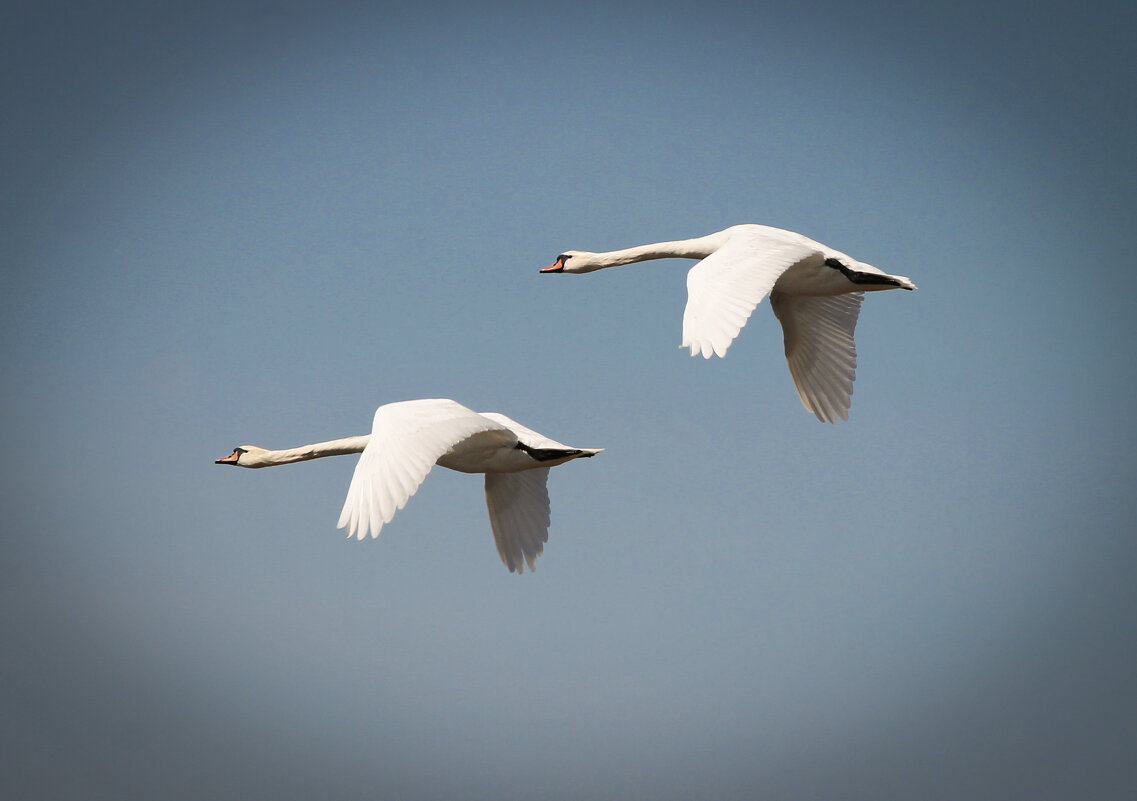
[3,1,1135,799]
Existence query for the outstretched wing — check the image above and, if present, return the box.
[338,399,511,539]
[771,291,864,423]
[484,468,552,574]
[682,227,817,358]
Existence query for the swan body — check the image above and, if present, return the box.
[541,224,916,423]
[216,398,601,573]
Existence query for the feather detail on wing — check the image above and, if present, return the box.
[771,291,864,423]
[485,468,552,573]
[681,230,815,358]
[337,399,510,539]
[478,412,577,452]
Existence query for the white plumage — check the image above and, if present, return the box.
[542,223,916,422]
[216,398,601,573]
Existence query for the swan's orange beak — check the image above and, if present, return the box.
[215,449,242,465]
[540,257,565,273]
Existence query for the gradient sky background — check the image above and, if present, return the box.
[3,1,1135,799]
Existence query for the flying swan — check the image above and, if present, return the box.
[541,223,916,422]
[216,398,601,573]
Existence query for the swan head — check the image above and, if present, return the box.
[540,250,605,274]
[215,446,271,468]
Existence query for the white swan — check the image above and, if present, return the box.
[216,398,601,573]
[541,223,916,423]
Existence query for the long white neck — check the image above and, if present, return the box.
[576,232,727,271]
[244,435,370,467]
